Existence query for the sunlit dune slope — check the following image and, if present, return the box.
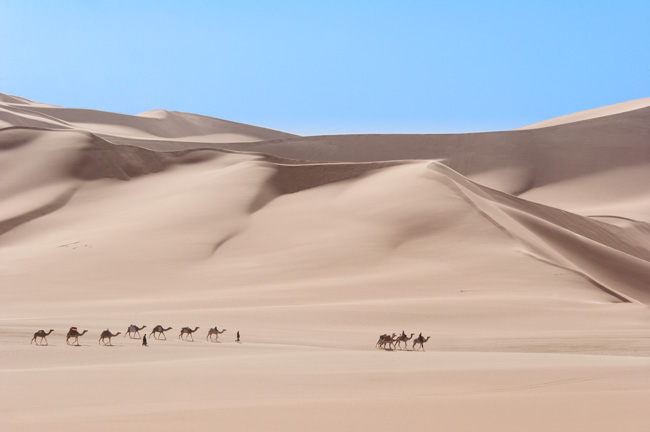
[516,97,650,130]
[0,93,296,143]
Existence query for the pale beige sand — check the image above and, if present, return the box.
[1,93,649,431]
[516,97,650,130]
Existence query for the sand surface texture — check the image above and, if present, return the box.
[1,94,650,431]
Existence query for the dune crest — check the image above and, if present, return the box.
[517,97,650,130]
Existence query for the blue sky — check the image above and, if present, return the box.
[1,1,648,135]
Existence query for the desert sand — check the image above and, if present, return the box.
[1,93,649,431]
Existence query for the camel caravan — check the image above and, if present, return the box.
[31,326,430,351]
[376,331,430,351]
[28,324,234,346]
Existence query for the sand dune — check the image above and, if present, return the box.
[0,94,296,143]
[1,92,650,432]
[213,105,650,204]
[517,97,650,130]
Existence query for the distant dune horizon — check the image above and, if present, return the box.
[1,92,649,432]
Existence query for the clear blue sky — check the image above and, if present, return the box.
[1,1,648,135]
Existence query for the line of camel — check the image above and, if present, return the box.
[30,325,232,346]
[376,332,430,351]
[30,327,430,350]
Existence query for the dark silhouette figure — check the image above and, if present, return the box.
[236,331,240,343]
[142,334,148,346]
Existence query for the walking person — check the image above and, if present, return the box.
[236,331,240,343]
[142,334,148,347]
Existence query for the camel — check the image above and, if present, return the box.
[376,333,397,350]
[99,329,121,346]
[149,325,173,340]
[66,327,88,346]
[395,333,415,350]
[413,335,431,351]
[179,326,199,341]
[31,329,54,345]
[124,324,147,339]
[206,327,227,342]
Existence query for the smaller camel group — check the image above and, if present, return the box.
[376,331,430,351]
[30,324,230,346]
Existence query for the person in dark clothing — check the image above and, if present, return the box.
[236,331,240,343]
[142,334,148,346]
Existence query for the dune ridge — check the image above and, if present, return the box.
[217,105,650,195]
[517,97,650,130]
[0,93,297,143]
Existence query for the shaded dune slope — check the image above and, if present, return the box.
[1,93,649,306]
[219,106,650,195]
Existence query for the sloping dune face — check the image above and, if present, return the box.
[0,94,296,143]
[516,97,650,130]
[2,94,650,432]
